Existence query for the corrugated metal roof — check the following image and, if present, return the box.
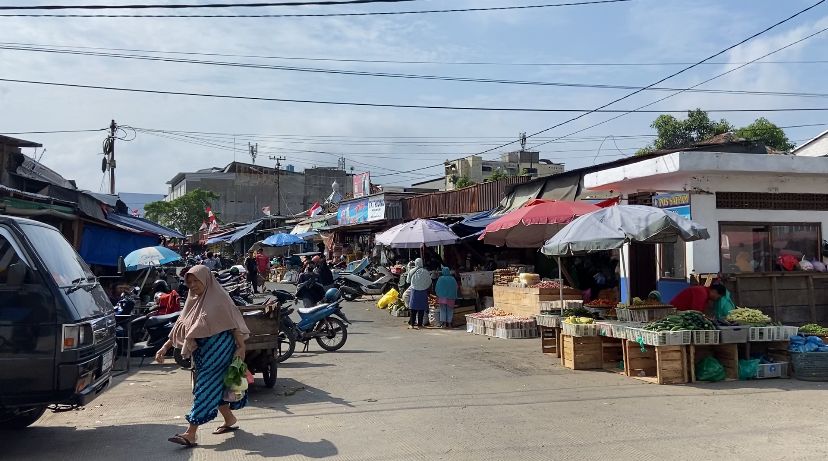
[402,176,530,220]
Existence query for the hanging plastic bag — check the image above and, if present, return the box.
[738,359,760,380]
[696,356,726,382]
[376,288,399,309]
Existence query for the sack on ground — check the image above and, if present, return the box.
[696,356,726,382]
[738,359,760,380]
[377,288,399,309]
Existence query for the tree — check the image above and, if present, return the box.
[454,176,476,188]
[486,168,509,182]
[735,117,795,151]
[144,189,219,236]
[636,109,792,155]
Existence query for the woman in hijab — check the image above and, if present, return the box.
[435,266,458,329]
[155,265,251,448]
[407,258,432,330]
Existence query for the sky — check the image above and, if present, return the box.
[1,0,828,194]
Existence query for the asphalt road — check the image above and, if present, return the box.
[3,291,828,460]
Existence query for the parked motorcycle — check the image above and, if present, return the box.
[115,306,180,360]
[334,258,397,301]
[276,288,350,362]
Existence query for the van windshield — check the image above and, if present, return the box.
[20,223,95,287]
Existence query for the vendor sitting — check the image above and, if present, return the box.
[669,283,735,320]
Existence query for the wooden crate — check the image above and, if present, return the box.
[493,285,582,317]
[539,326,558,355]
[562,334,603,370]
[602,337,624,371]
[452,306,475,326]
[689,343,739,382]
[622,340,689,385]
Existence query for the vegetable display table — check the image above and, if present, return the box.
[561,334,603,370]
[493,285,581,317]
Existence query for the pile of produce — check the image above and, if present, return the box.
[799,323,828,335]
[726,307,772,326]
[585,298,616,308]
[643,310,716,331]
[529,280,566,289]
[469,307,512,318]
[629,297,669,307]
[562,306,594,317]
[563,316,594,325]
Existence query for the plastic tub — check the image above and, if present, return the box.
[718,326,749,344]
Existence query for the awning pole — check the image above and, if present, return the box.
[558,256,564,314]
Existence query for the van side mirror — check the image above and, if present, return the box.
[117,256,126,274]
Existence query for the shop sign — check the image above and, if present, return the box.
[353,172,371,198]
[337,196,386,225]
[654,192,690,218]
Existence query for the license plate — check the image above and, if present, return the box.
[101,350,114,372]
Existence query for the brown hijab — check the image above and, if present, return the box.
[169,265,249,357]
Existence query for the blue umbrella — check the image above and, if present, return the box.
[124,246,182,271]
[262,233,305,247]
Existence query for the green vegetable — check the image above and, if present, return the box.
[643,311,716,331]
[726,308,772,326]
[799,323,828,335]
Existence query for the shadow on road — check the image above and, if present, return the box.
[249,377,353,415]
[213,429,337,458]
[277,361,335,369]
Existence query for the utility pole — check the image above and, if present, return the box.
[248,142,258,164]
[103,120,117,194]
[269,155,286,216]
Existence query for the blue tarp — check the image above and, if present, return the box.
[451,209,498,238]
[106,212,185,239]
[79,223,159,266]
[262,233,304,247]
[206,220,261,245]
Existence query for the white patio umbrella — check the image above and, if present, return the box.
[375,219,459,248]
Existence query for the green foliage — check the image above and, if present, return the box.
[454,176,476,188]
[650,109,733,150]
[144,189,219,236]
[636,110,793,154]
[486,168,509,182]
[734,117,795,151]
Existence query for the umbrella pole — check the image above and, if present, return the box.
[558,256,564,314]
[138,267,152,305]
[620,243,630,305]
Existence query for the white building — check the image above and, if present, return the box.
[792,128,828,157]
[444,151,564,190]
[582,150,828,306]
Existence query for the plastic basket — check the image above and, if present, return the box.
[628,308,677,322]
[756,362,788,379]
[776,326,800,341]
[562,322,600,337]
[790,352,828,381]
[535,314,560,328]
[718,326,749,344]
[692,330,720,345]
[749,326,777,342]
[627,328,692,346]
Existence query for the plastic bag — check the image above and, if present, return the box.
[401,287,413,308]
[696,356,726,382]
[376,288,399,309]
[223,356,248,389]
[738,359,760,380]
[245,369,255,385]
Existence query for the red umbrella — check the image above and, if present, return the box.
[480,199,600,248]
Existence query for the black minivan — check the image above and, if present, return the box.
[0,216,116,429]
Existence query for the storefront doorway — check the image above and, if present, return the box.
[629,242,657,299]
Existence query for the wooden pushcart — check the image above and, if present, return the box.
[239,304,282,388]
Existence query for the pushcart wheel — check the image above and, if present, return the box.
[263,355,278,388]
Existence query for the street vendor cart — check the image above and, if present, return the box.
[239,303,283,388]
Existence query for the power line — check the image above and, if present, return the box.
[7,44,828,99]
[528,22,828,150]
[480,0,827,156]
[0,128,107,135]
[0,0,633,18]
[7,75,828,113]
[0,0,422,10]
[5,40,828,68]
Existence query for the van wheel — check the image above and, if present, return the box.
[0,406,46,429]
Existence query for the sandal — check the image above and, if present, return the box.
[168,434,197,448]
[212,425,239,435]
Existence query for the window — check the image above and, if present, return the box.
[720,223,822,273]
[660,241,686,279]
[0,228,52,325]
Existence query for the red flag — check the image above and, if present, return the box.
[199,221,208,231]
[308,202,322,217]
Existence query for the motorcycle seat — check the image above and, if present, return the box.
[144,312,180,328]
[298,303,330,315]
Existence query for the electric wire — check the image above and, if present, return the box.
[0,0,423,10]
[0,0,633,18]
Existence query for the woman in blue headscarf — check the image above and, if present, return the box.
[435,266,459,328]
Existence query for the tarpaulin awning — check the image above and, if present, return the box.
[79,223,159,266]
[206,220,261,245]
[450,209,497,238]
[106,212,185,239]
